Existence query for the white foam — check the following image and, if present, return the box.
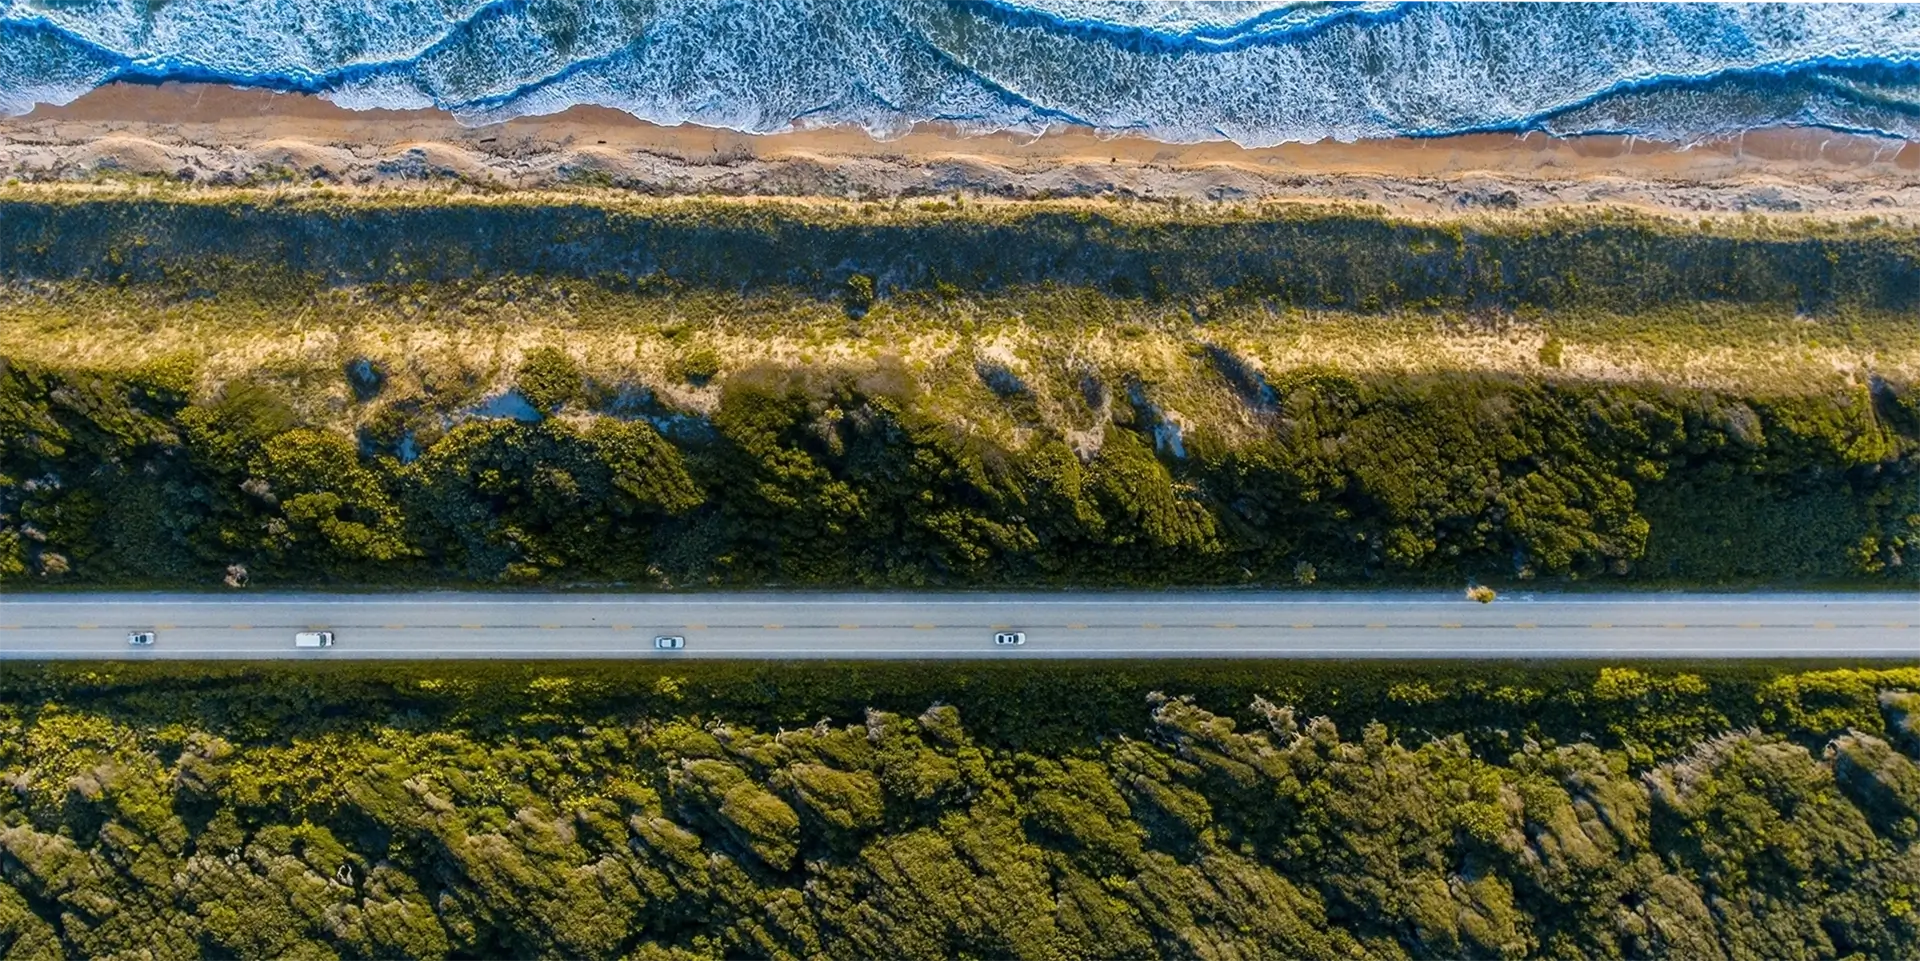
[4,0,1920,141]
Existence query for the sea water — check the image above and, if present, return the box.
[3,0,1918,144]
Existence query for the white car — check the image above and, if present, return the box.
[294,631,335,648]
[654,635,686,650]
[994,631,1026,646]
[127,631,155,646]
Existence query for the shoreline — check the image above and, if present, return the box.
[5,83,1920,214]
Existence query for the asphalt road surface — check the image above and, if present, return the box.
[0,592,1914,659]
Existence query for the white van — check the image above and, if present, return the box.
[294,631,335,648]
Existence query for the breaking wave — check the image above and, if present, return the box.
[4,0,1920,144]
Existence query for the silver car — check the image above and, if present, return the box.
[993,631,1026,646]
[654,635,686,650]
[127,631,155,646]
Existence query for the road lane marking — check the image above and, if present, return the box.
[611,624,632,631]
[1293,623,1314,630]
[840,624,860,630]
[764,624,782,630]
[1366,623,1387,629]
[461,624,484,630]
[0,625,16,630]
[1142,622,1161,629]
[1892,623,1911,630]
[1515,622,1537,629]
[1665,623,1687,630]
[686,623,706,630]
[1068,623,1088,630]
[1814,622,1835,630]
[1440,623,1462,629]
[232,624,252,630]
[1213,623,1236,630]
[1738,622,1762,629]
[77,623,98,629]
[913,624,935,630]
[1592,623,1612,629]
[154,623,175,630]
[538,624,560,630]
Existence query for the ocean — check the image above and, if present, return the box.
[3,0,1919,144]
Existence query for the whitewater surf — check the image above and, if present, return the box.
[5,1,1919,144]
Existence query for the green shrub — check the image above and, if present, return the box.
[672,345,723,385]
[1538,335,1565,368]
[514,347,583,415]
[845,273,876,311]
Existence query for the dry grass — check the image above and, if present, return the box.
[7,179,1918,234]
[4,281,1912,444]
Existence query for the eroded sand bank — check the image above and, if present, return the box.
[5,83,1920,215]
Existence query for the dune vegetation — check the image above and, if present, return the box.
[2,187,1916,589]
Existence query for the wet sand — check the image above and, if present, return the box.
[5,82,1919,214]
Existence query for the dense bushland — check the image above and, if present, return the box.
[3,192,1918,312]
[2,355,1914,588]
[0,661,1916,959]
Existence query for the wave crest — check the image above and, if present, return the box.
[4,0,1920,144]
[960,0,1413,45]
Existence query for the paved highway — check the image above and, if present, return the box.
[0,592,1913,659]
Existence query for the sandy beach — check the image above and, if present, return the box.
[5,82,1920,215]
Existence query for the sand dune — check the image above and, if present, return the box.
[5,83,1918,215]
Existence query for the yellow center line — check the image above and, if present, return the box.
[389,624,409,630]
[912,624,935,631]
[1738,622,1762,629]
[1292,623,1314,630]
[1891,623,1911,630]
[1440,623,1462,629]
[686,623,707,630]
[1141,622,1161,629]
[839,624,860,630]
[1067,623,1088,630]
[1366,623,1387,630]
[460,623,484,630]
[611,624,632,631]
[1591,623,1613,629]
[764,624,782,630]
[1515,622,1537,629]
[0,625,17,630]
[76,623,98,629]
[1665,623,1687,630]
[232,624,252,630]
[154,623,175,630]
[1213,623,1237,630]
[1814,622,1835,630]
